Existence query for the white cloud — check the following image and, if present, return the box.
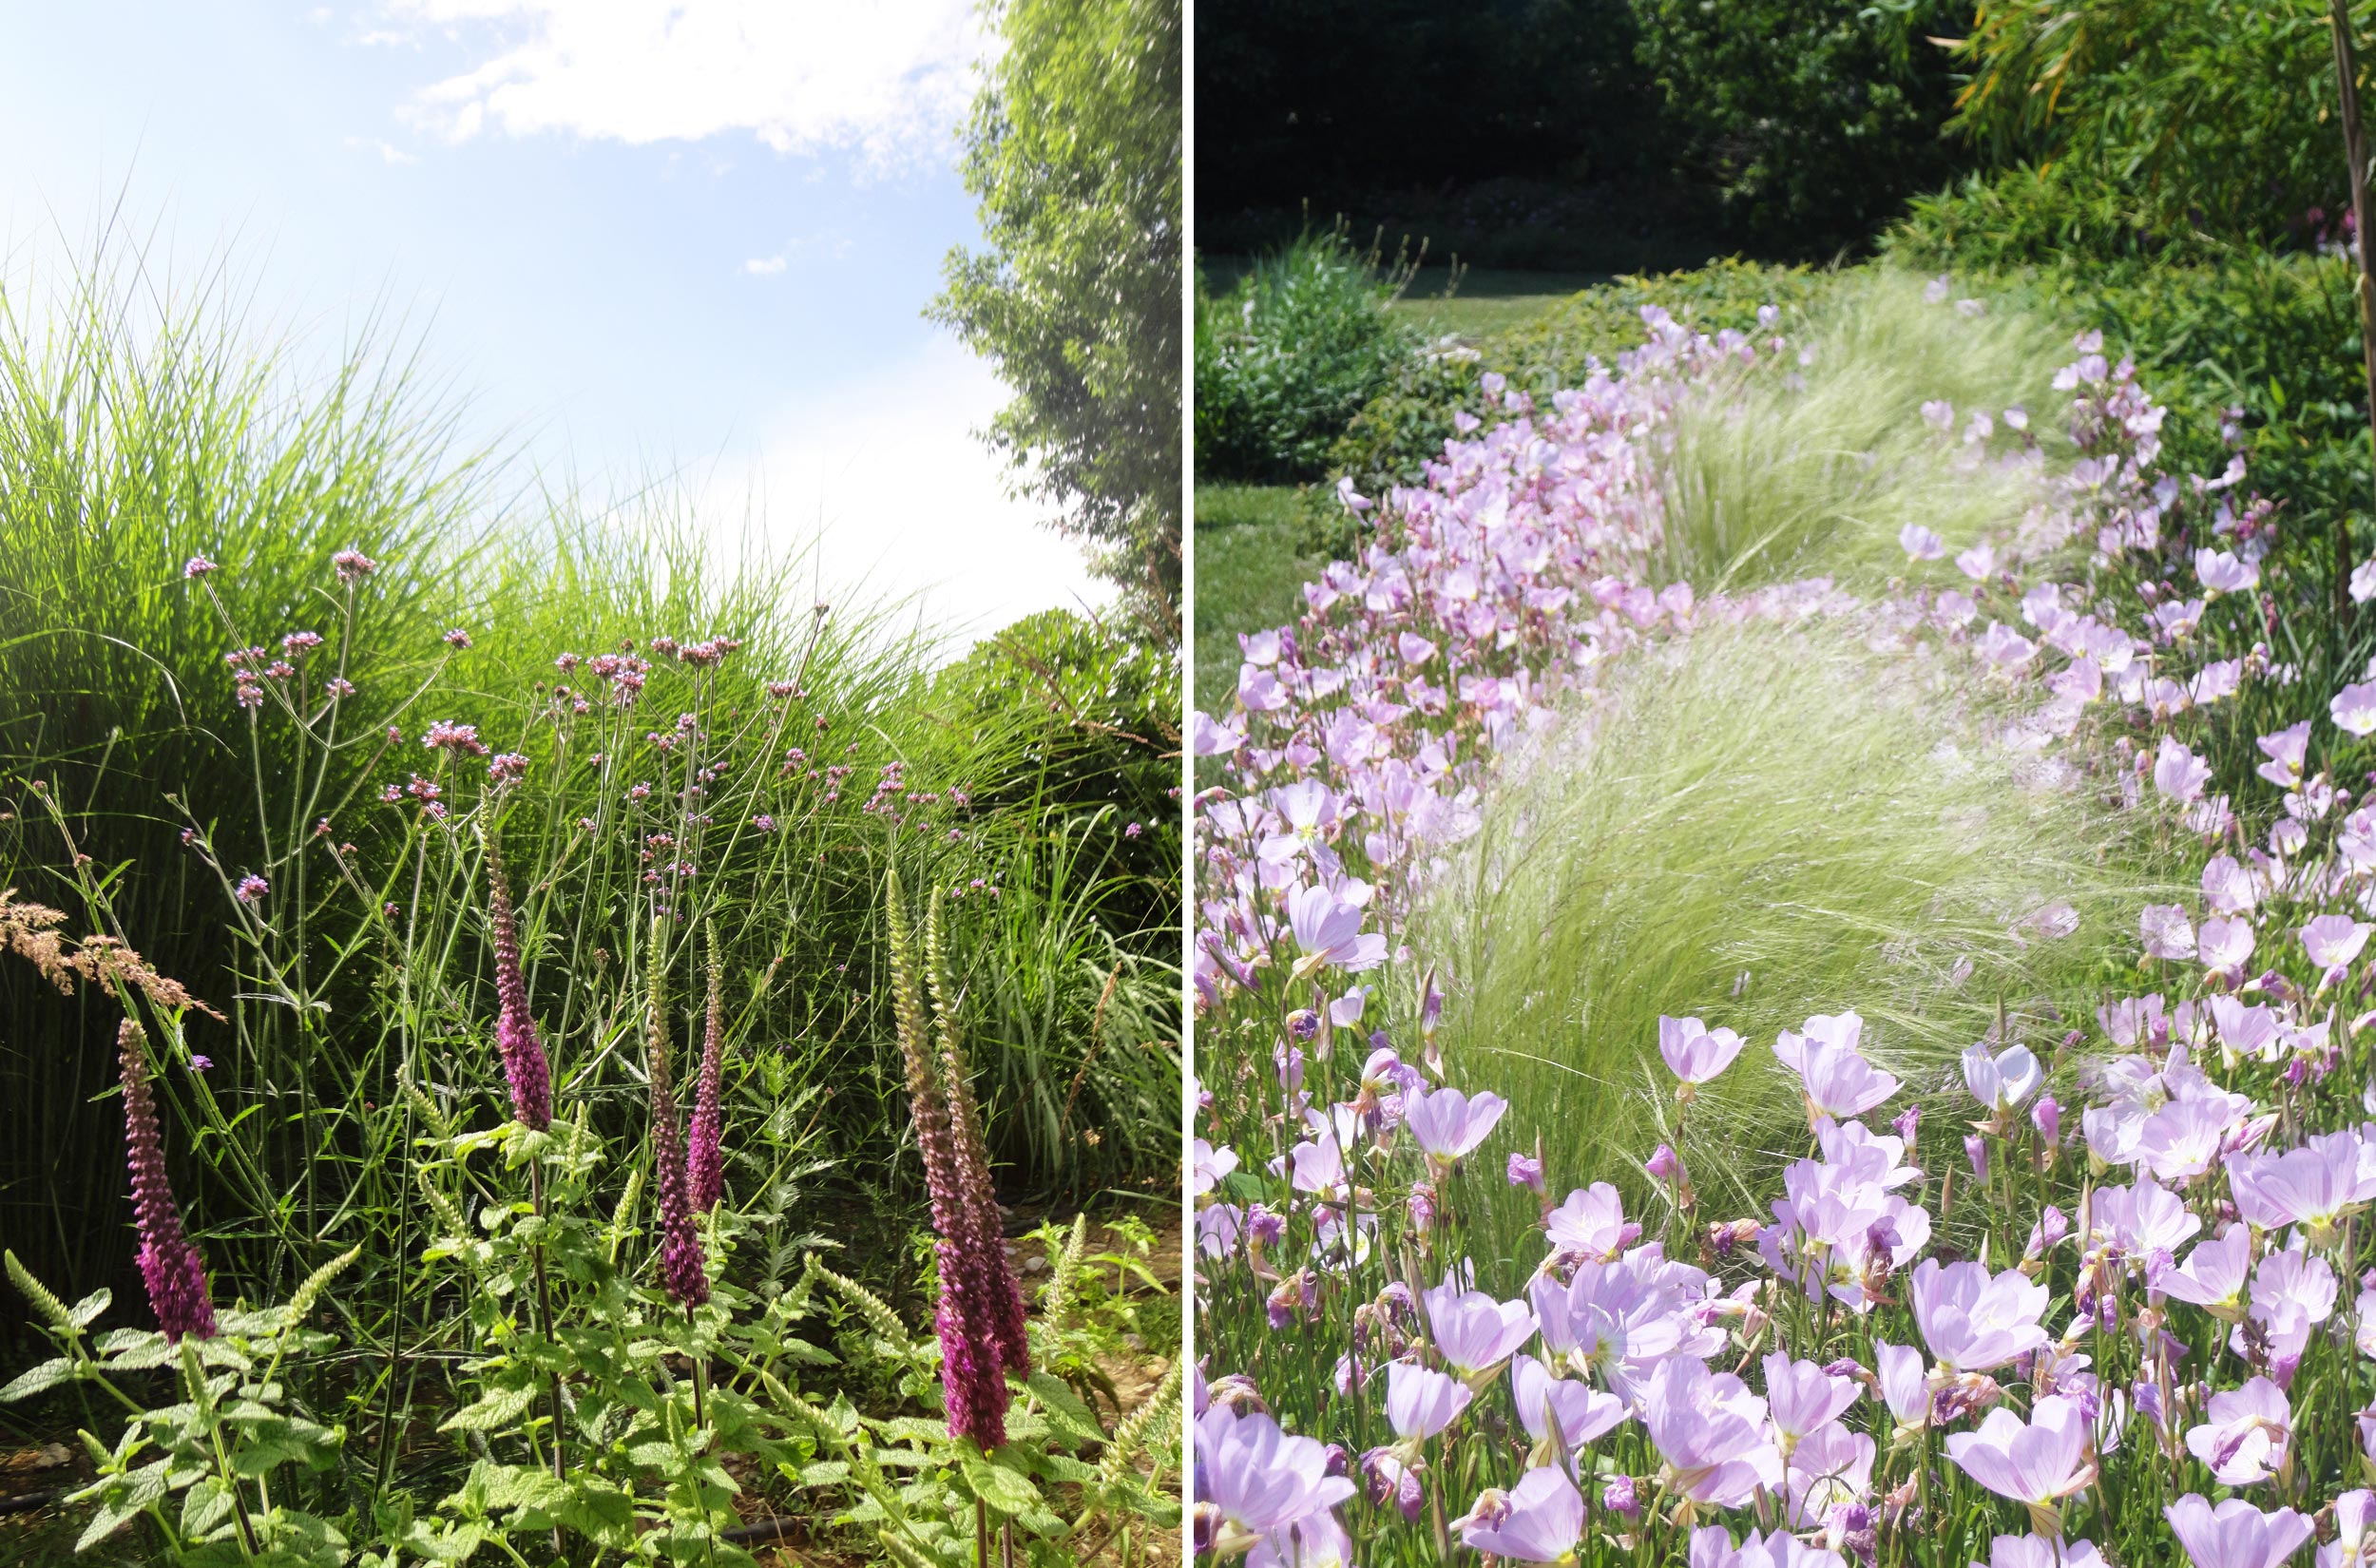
[345,135,419,164]
[712,337,1108,647]
[740,254,786,277]
[383,1,987,168]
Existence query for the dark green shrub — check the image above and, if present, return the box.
[1945,0,2358,253]
[1195,232,1423,483]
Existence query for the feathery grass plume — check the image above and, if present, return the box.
[885,868,1007,1447]
[1424,614,2169,1228]
[1657,268,2072,593]
[481,829,552,1130]
[686,925,725,1213]
[117,1020,216,1342]
[924,888,1030,1374]
[643,923,708,1307]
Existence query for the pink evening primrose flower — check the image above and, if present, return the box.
[1385,1359,1473,1442]
[1660,1014,1747,1089]
[1901,524,1945,561]
[1511,1353,1627,1462]
[2155,736,2213,803]
[2198,917,2254,982]
[1423,1276,1538,1383]
[2255,722,2310,790]
[1689,1525,1849,1568]
[1908,1259,2050,1373]
[1962,1042,2042,1117]
[2302,913,2371,989]
[1403,1084,1509,1167]
[2194,547,2259,595]
[1286,883,1387,975]
[1975,1537,2110,1568]
[2336,681,2376,738]
[2319,1491,2376,1568]
[1640,1355,1783,1509]
[2183,1376,2291,1487]
[2140,904,2197,962]
[1792,1042,1901,1123]
[1455,1465,1585,1562]
[2162,1496,2312,1568]
[1195,1405,1357,1555]
[1944,1394,2096,1536]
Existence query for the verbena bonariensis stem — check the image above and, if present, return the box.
[645,931,710,1308]
[483,831,553,1131]
[118,1019,217,1343]
[886,870,1008,1448]
[925,889,1030,1376]
[687,927,725,1214]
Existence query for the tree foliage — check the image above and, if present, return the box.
[932,0,1183,643]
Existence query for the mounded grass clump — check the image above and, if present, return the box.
[1656,268,2076,592]
[1421,615,2170,1227]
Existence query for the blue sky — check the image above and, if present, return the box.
[0,1,1108,644]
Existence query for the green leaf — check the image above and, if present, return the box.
[182,1475,238,1539]
[1025,1371,1106,1446]
[68,1287,113,1328]
[0,1356,76,1402]
[438,1382,540,1433]
[959,1450,1044,1518]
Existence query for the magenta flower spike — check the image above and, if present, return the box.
[686,934,725,1213]
[642,942,709,1308]
[482,832,552,1130]
[118,1021,217,1343]
[885,870,1011,1446]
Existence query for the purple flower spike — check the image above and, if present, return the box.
[686,939,726,1213]
[119,1022,216,1342]
[483,834,552,1131]
[643,946,709,1308]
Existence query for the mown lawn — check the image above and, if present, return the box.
[1192,484,1314,717]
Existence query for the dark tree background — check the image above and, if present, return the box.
[1197,0,1978,263]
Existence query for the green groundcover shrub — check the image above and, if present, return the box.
[1194,231,1420,484]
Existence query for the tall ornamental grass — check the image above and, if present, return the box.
[0,250,1179,1337]
[1656,269,2073,591]
[1424,614,2161,1215]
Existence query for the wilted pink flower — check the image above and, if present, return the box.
[1507,1152,1544,1192]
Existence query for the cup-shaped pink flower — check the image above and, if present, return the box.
[1796,1043,1901,1124]
[2199,917,2255,981]
[2183,1377,2291,1487]
[1194,1405,1356,1550]
[2334,681,2376,738]
[1945,1395,2095,1536]
[1404,1084,1508,1165]
[1641,1355,1783,1509]
[2156,736,2213,803]
[2318,1490,2375,1568]
[1661,1015,1746,1086]
[1423,1280,1538,1382]
[1544,1182,1635,1260]
[2227,1131,2376,1244]
[1763,1352,1861,1453]
[1909,1259,2050,1373]
[1962,1042,2042,1116]
[1978,1535,2110,1568]
[1687,1525,1848,1568]
[1511,1354,1627,1461]
[2302,914,2371,990]
[1286,883,1386,976]
[2163,1496,2312,1568]
[1876,1342,1929,1436]
[1386,1360,1472,1442]
[1456,1466,1585,1562]
[2161,1226,2251,1321]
